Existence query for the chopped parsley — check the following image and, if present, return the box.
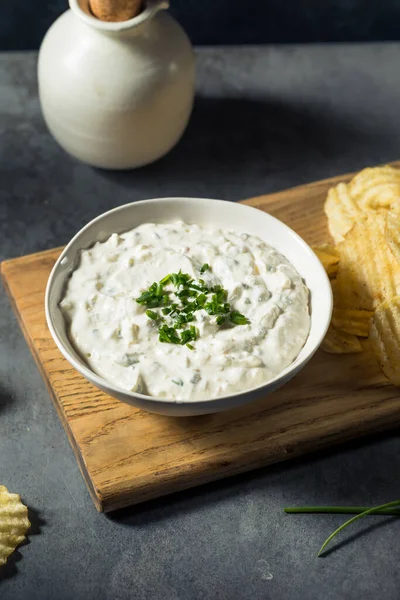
[136,268,249,347]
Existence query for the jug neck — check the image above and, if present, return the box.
[69,0,169,33]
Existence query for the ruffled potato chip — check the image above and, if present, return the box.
[324,182,361,243]
[325,263,339,279]
[335,214,400,310]
[312,245,340,279]
[0,485,30,566]
[313,243,339,257]
[385,208,400,264]
[349,165,400,210]
[322,165,400,374]
[321,324,363,354]
[331,308,373,337]
[369,297,400,386]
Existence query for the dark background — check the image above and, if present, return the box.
[2,0,400,50]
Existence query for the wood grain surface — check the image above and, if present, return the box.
[2,166,400,512]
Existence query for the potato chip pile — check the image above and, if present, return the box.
[313,165,400,386]
[0,485,30,566]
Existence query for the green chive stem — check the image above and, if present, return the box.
[284,506,400,516]
[317,500,400,557]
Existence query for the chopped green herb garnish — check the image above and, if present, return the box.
[136,280,167,308]
[205,295,219,315]
[159,325,181,344]
[170,270,192,287]
[145,309,159,320]
[215,288,226,303]
[136,290,154,304]
[230,311,250,325]
[200,263,210,273]
[188,282,208,292]
[180,330,191,342]
[182,301,196,313]
[180,326,198,345]
[136,267,249,347]
[195,294,207,308]
[177,288,197,298]
[205,294,228,316]
[174,313,195,329]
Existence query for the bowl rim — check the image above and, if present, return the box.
[45,196,333,408]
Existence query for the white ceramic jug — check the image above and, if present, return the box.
[38,0,195,169]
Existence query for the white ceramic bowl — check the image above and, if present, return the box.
[45,198,332,417]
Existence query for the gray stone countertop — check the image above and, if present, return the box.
[1,45,400,600]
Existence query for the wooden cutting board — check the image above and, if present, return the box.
[2,167,400,512]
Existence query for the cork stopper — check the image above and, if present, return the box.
[89,0,143,21]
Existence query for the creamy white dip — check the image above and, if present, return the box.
[60,222,310,401]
